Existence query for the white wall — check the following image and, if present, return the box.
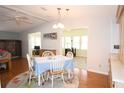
[110,19,120,53]
[86,19,111,75]
[0,31,21,40]
[20,23,62,57]
[20,17,119,75]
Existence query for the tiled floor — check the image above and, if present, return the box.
[74,57,87,70]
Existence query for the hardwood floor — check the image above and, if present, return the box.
[0,58,109,88]
[0,58,28,88]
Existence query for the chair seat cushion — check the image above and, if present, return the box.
[50,70,64,75]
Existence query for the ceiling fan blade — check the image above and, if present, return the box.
[0,14,13,18]
[15,19,21,26]
[0,18,14,22]
[20,16,29,20]
[21,20,32,24]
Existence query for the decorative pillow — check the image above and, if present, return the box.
[2,52,8,57]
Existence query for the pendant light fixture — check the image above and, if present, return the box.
[53,8,69,29]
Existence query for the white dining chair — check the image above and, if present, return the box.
[42,51,55,81]
[26,54,44,86]
[66,51,74,58]
[66,51,74,80]
[42,51,55,57]
[47,58,65,87]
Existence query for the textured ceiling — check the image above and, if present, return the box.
[0,5,117,32]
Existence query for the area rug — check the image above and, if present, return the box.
[6,71,79,88]
[74,57,87,69]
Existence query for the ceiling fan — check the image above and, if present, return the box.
[0,11,32,26]
[13,16,32,26]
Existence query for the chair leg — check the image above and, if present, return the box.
[68,70,71,80]
[46,71,49,81]
[69,70,74,80]
[29,71,32,85]
[61,73,65,83]
[51,75,54,88]
[38,75,41,86]
[41,75,44,82]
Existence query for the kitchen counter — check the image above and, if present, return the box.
[110,53,124,87]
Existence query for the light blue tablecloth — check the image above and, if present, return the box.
[33,55,74,76]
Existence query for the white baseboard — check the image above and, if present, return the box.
[87,69,108,75]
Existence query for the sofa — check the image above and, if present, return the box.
[0,49,11,71]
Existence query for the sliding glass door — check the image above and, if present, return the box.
[62,36,88,51]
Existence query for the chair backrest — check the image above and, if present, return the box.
[66,51,74,58]
[50,58,64,72]
[26,54,33,72]
[42,51,55,57]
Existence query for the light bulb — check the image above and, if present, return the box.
[57,23,64,29]
[52,24,58,29]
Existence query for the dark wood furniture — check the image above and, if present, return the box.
[39,49,56,56]
[0,40,22,59]
[65,48,76,57]
[0,59,11,71]
[32,49,56,56]
[0,52,11,71]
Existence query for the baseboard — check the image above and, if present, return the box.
[76,56,87,58]
[87,69,108,75]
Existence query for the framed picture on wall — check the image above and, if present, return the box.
[43,33,57,39]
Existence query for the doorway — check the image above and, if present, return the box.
[62,28,88,70]
[28,32,41,56]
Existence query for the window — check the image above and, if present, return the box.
[62,35,88,50]
[73,36,80,49]
[65,37,71,48]
[28,32,41,55]
[81,36,88,50]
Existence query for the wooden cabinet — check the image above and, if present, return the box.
[39,49,56,56]
[0,40,22,58]
[40,49,56,56]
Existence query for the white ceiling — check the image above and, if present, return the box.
[0,5,117,32]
